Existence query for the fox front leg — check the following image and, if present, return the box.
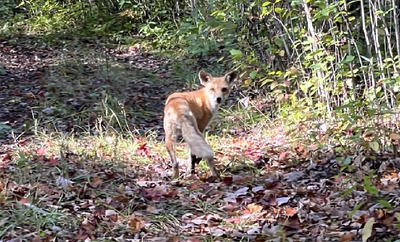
[205,157,220,179]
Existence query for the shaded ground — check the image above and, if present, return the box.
[1,35,400,242]
[0,35,173,139]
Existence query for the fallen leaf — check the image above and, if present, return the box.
[251,185,265,193]
[89,176,103,188]
[278,151,290,161]
[262,224,280,235]
[74,229,89,240]
[247,203,263,213]
[49,156,58,164]
[362,217,374,242]
[222,175,233,185]
[186,183,199,190]
[234,187,249,196]
[221,204,236,212]
[339,233,355,242]
[276,197,290,206]
[232,174,251,184]
[284,171,304,182]
[283,207,297,216]
[36,147,47,155]
[247,227,261,234]
[187,238,202,242]
[105,210,118,222]
[137,143,152,157]
[369,141,379,152]
[128,215,146,233]
[56,176,74,189]
[389,133,400,140]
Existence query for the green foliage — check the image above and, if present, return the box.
[363,172,379,196]
[0,123,13,138]
[1,0,400,145]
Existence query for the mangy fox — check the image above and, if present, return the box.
[163,70,238,179]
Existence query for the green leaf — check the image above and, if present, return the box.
[119,0,125,9]
[363,176,379,196]
[343,156,352,165]
[261,78,274,87]
[325,55,335,62]
[262,1,272,6]
[309,63,325,69]
[349,201,364,217]
[362,217,374,242]
[377,199,393,209]
[341,55,355,64]
[229,49,243,58]
[395,212,400,221]
[342,185,356,197]
[275,7,282,13]
[249,71,257,79]
[369,141,380,152]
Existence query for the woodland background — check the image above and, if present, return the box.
[1,0,400,241]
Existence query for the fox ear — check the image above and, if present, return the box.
[199,70,212,85]
[225,70,238,84]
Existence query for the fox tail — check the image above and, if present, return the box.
[179,114,213,159]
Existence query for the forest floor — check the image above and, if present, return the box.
[1,35,400,242]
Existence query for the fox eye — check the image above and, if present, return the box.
[210,88,215,91]
[221,88,228,92]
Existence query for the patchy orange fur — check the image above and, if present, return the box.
[163,70,238,179]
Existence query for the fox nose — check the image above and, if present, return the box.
[216,97,222,103]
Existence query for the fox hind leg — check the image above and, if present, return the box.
[165,126,180,179]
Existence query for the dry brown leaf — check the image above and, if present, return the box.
[232,174,252,184]
[187,238,202,242]
[283,207,297,216]
[247,203,263,213]
[81,218,96,232]
[74,229,89,240]
[221,204,236,212]
[167,236,181,242]
[389,133,400,140]
[128,215,146,233]
[382,214,395,226]
[105,209,119,222]
[90,176,103,188]
[339,232,355,242]
[30,236,43,242]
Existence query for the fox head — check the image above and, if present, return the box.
[198,70,239,111]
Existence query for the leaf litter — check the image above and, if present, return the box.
[1,36,400,241]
